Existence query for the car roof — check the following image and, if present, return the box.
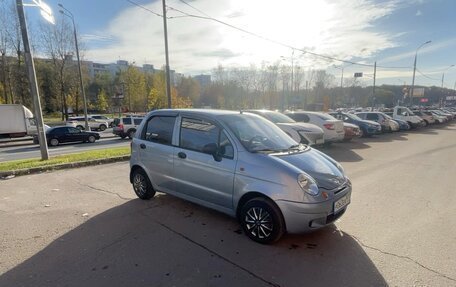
[150,109,244,118]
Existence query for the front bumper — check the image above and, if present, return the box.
[301,131,325,145]
[275,185,352,233]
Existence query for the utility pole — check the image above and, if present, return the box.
[162,0,172,109]
[372,61,377,108]
[59,4,89,131]
[410,41,431,107]
[304,80,308,110]
[16,0,49,160]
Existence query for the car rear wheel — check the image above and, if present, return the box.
[132,169,155,200]
[49,138,59,146]
[239,197,285,244]
[99,124,107,131]
[128,129,136,139]
[88,135,96,143]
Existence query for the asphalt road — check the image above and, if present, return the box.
[0,133,130,162]
[0,123,455,286]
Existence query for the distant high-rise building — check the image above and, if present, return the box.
[193,74,211,88]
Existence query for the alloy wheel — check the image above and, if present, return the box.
[133,173,147,197]
[244,207,273,239]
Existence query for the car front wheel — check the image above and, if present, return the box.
[99,124,107,131]
[239,197,285,244]
[49,138,59,146]
[131,169,155,200]
[88,135,96,143]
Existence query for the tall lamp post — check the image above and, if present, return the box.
[333,63,354,108]
[58,3,89,131]
[280,50,295,110]
[16,0,55,160]
[409,40,431,106]
[440,64,454,107]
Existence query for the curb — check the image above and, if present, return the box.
[0,155,130,179]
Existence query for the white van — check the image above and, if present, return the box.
[393,106,424,128]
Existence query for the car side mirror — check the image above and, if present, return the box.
[203,143,222,162]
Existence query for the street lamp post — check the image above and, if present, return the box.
[409,40,431,106]
[58,3,89,131]
[16,0,55,161]
[440,64,454,107]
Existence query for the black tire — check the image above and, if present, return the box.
[88,135,96,143]
[128,129,136,139]
[131,168,155,200]
[76,125,84,130]
[99,124,107,131]
[49,138,59,146]
[239,197,285,244]
[423,120,429,127]
[358,129,364,138]
[120,135,127,139]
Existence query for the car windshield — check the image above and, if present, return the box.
[219,114,298,152]
[345,113,363,121]
[255,111,296,124]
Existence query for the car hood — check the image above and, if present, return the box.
[343,122,359,129]
[272,148,346,190]
[277,122,323,133]
[362,120,380,126]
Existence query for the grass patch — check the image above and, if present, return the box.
[0,147,130,172]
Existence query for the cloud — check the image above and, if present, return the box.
[415,10,422,16]
[85,0,402,74]
[378,38,456,64]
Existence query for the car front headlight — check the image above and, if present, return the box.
[298,174,319,196]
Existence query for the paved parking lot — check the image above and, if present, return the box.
[0,123,455,286]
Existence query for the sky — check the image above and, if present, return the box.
[21,0,456,88]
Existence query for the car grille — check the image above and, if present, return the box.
[334,185,347,195]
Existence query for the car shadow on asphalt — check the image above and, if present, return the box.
[360,132,408,142]
[0,196,387,287]
[318,144,364,162]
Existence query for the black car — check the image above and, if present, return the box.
[43,126,100,146]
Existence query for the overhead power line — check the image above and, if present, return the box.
[126,0,412,70]
[416,68,440,81]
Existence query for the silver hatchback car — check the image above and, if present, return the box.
[130,109,352,244]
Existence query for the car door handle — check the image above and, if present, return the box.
[178,152,187,159]
[140,143,146,149]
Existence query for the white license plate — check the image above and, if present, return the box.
[334,194,350,213]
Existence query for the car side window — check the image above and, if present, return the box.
[180,117,220,154]
[123,118,132,125]
[366,113,378,120]
[143,116,176,145]
[291,114,309,122]
[133,118,143,125]
[219,131,234,159]
[55,127,67,134]
[68,127,80,134]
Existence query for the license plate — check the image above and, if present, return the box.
[334,194,350,213]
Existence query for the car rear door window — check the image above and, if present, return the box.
[123,118,132,125]
[180,117,220,153]
[143,116,176,145]
[134,118,143,125]
[366,113,379,121]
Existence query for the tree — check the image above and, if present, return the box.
[119,65,146,112]
[176,76,200,103]
[96,89,109,112]
[40,17,77,120]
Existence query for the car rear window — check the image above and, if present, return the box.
[143,116,176,145]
